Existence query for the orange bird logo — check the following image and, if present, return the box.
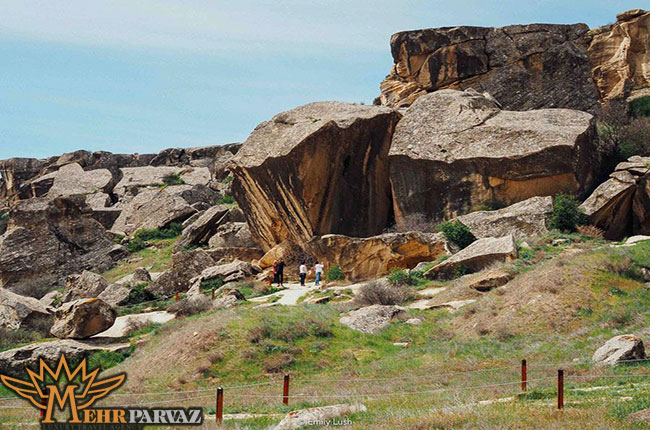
[0,354,125,423]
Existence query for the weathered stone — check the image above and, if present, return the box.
[50,298,117,339]
[39,290,62,308]
[173,204,230,251]
[390,89,598,224]
[62,271,110,303]
[425,235,517,279]
[457,196,553,240]
[97,284,132,307]
[258,242,293,269]
[176,184,222,206]
[339,305,406,334]
[307,232,449,281]
[0,288,52,332]
[213,288,246,309]
[592,334,646,365]
[204,247,264,264]
[147,249,215,296]
[232,102,401,250]
[428,299,477,312]
[0,196,119,297]
[192,260,258,287]
[273,404,367,430]
[48,163,113,198]
[0,339,130,378]
[589,10,650,101]
[378,23,599,111]
[111,187,197,236]
[113,166,210,199]
[0,157,50,202]
[208,222,256,248]
[580,156,650,240]
[457,268,514,292]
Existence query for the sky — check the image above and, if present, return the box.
[0,0,644,159]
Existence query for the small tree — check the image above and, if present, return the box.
[549,194,588,233]
[437,220,476,249]
[326,265,344,282]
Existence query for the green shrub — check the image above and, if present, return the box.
[326,265,344,281]
[217,195,236,205]
[200,277,225,292]
[355,281,414,306]
[126,222,183,252]
[437,220,476,249]
[629,96,650,118]
[247,306,333,344]
[221,176,234,184]
[549,194,588,233]
[87,343,135,371]
[121,283,156,305]
[162,173,185,186]
[0,327,42,351]
[0,212,8,221]
[387,268,423,287]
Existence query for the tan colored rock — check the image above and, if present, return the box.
[457,196,552,240]
[457,268,514,292]
[48,163,113,198]
[62,271,110,303]
[425,235,517,280]
[592,334,646,365]
[390,89,599,224]
[113,166,210,198]
[580,156,650,239]
[192,260,258,286]
[50,298,117,339]
[258,242,293,269]
[148,249,215,296]
[208,222,256,248]
[589,10,650,101]
[306,232,449,281]
[339,305,405,334]
[0,288,52,332]
[231,102,400,250]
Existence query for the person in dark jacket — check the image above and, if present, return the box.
[276,258,285,287]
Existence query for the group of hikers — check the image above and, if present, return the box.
[271,259,325,287]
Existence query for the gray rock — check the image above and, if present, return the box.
[208,222,256,248]
[592,334,646,366]
[339,305,406,334]
[113,166,210,199]
[458,196,553,240]
[457,268,514,292]
[62,271,110,303]
[50,298,117,339]
[48,163,113,198]
[425,235,517,279]
[213,289,246,309]
[174,204,230,251]
[204,247,264,264]
[148,249,215,296]
[0,288,53,332]
[273,404,366,430]
[405,318,423,325]
[39,290,63,308]
[193,260,258,286]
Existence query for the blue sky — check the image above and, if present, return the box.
[0,1,643,159]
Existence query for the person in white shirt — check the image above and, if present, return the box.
[299,262,308,287]
[313,262,324,286]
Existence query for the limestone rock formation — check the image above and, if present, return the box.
[592,334,646,365]
[580,156,650,240]
[50,298,117,339]
[231,102,400,250]
[425,234,517,279]
[0,288,52,332]
[112,166,211,199]
[192,260,258,286]
[457,267,514,292]
[62,271,111,303]
[339,305,406,334]
[48,163,113,198]
[306,232,449,281]
[378,23,599,111]
[173,204,230,251]
[205,247,264,264]
[97,284,132,307]
[0,196,120,296]
[457,196,553,240]
[389,89,598,224]
[147,249,215,296]
[208,222,256,249]
[589,10,650,101]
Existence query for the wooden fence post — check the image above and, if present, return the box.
[557,369,564,410]
[216,387,223,425]
[283,374,290,405]
[521,359,527,391]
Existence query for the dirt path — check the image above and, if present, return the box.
[249,283,320,306]
[94,311,176,338]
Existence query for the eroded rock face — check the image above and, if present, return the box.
[580,156,650,240]
[592,334,646,365]
[62,271,110,303]
[306,232,449,281]
[425,234,517,279]
[0,288,52,332]
[173,204,230,251]
[50,298,117,339]
[378,23,598,111]
[192,260,258,286]
[389,89,598,224]
[589,10,650,101]
[48,163,113,198]
[339,305,405,334]
[148,249,215,296]
[0,197,120,297]
[208,222,256,249]
[457,196,553,240]
[231,102,401,250]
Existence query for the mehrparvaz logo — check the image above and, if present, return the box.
[0,354,203,429]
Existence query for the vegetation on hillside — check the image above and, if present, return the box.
[437,220,476,249]
[125,222,183,253]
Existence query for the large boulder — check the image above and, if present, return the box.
[339,305,406,334]
[192,260,258,286]
[592,334,646,365]
[0,196,121,297]
[580,156,650,240]
[113,166,210,200]
[231,102,401,250]
[62,271,110,303]
[378,23,599,111]
[306,232,449,281]
[205,247,264,264]
[0,339,130,378]
[589,10,650,101]
[457,196,553,240]
[273,404,367,430]
[147,249,215,296]
[425,234,517,279]
[389,89,599,224]
[208,222,256,248]
[173,204,231,251]
[0,288,52,332]
[50,298,117,339]
[97,284,132,307]
[0,157,50,203]
[48,163,113,198]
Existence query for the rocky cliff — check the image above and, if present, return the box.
[377,9,650,110]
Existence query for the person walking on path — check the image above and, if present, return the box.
[276,259,285,287]
[272,260,279,286]
[299,262,308,287]
[313,261,324,286]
